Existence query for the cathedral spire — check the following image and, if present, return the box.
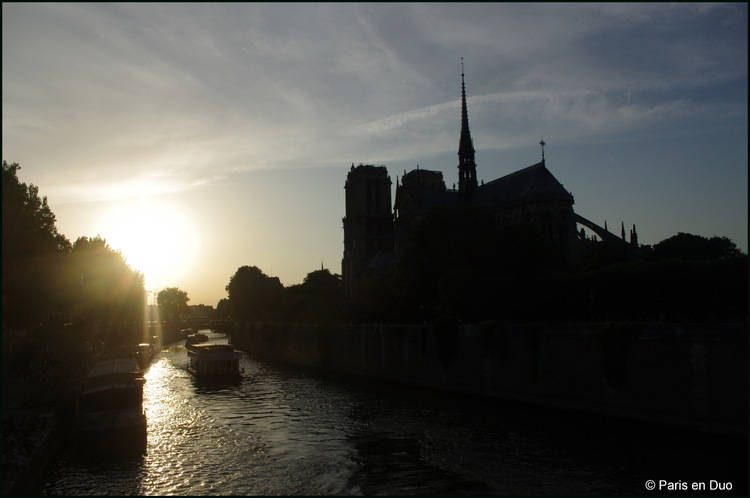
[458,58,477,198]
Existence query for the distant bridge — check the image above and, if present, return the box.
[182,317,233,332]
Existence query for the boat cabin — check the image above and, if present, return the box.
[187,343,242,379]
[80,358,145,411]
[77,358,147,438]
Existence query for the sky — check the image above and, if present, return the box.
[3,2,747,307]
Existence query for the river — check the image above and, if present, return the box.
[41,330,746,495]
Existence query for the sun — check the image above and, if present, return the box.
[97,198,200,293]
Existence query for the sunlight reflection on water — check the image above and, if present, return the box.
[41,331,746,496]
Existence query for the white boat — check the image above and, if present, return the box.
[77,358,146,442]
[186,343,243,379]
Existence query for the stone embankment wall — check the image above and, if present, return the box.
[229,322,747,437]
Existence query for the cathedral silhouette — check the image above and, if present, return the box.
[342,64,638,299]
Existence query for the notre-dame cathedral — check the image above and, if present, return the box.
[342,66,639,299]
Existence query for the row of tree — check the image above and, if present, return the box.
[7,157,742,346]
[360,207,746,324]
[2,161,180,355]
[221,206,746,326]
[222,265,346,324]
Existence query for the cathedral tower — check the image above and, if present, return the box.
[342,164,394,299]
[457,59,478,199]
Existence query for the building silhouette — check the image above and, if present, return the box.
[342,64,638,299]
[342,165,394,299]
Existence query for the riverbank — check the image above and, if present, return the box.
[230,321,747,439]
[2,327,161,496]
[2,369,75,496]
[39,333,747,496]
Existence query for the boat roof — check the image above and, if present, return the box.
[187,343,237,351]
[87,358,142,378]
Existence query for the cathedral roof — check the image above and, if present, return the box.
[473,161,573,209]
[394,181,459,213]
[395,168,460,214]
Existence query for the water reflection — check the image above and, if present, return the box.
[139,349,228,495]
[41,331,747,496]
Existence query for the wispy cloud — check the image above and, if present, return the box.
[346,86,730,157]
[3,3,746,190]
[47,174,188,203]
[3,2,746,304]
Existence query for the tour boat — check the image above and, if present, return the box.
[185,332,209,346]
[77,358,147,443]
[186,343,243,379]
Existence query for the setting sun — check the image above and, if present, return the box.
[97,198,200,293]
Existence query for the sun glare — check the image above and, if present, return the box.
[97,198,200,293]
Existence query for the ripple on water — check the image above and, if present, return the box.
[41,334,748,495]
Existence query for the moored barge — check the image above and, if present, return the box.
[76,357,146,447]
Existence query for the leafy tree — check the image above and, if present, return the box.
[650,232,744,261]
[282,268,345,323]
[2,160,153,363]
[392,206,497,321]
[69,236,145,348]
[225,266,283,321]
[344,266,401,324]
[390,206,567,323]
[2,161,72,327]
[579,236,633,270]
[157,287,190,325]
[2,161,71,257]
[215,298,231,318]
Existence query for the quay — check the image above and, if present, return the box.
[230,321,748,438]
[2,323,168,495]
[2,369,72,496]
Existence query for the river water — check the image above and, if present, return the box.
[41,331,745,495]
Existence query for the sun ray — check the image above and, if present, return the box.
[96,198,200,294]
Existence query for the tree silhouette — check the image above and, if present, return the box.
[3,159,150,361]
[650,232,744,261]
[282,268,345,323]
[3,161,72,327]
[2,161,71,256]
[390,206,567,323]
[226,266,283,321]
[157,287,190,325]
[69,236,145,348]
[215,298,231,318]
